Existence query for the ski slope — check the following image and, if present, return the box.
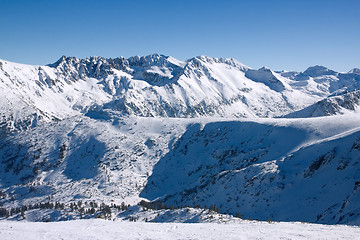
[0,219,359,240]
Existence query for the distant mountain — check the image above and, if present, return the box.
[302,65,337,77]
[348,68,360,74]
[285,90,360,118]
[1,55,359,132]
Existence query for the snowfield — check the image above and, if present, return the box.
[0,219,359,240]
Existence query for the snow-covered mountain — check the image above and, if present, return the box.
[0,55,360,225]
[2,55,359,132]
[141,116,360,225]
[285,90,360,118]
[348,68,360,74]
[1,114,359,225]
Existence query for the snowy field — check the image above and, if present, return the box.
[0,219,359,240]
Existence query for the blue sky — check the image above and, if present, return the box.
[1,0,359,72]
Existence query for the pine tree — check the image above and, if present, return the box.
[102,205,111,220]
[79,207,84,218]
[90,207,95,214]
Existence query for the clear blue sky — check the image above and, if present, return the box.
[1,0,359,72]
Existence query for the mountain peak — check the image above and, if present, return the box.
[245,66,286,92]
[302,65,337,77]
[188,55,248,70]
[48,55,78,68]
[348,68,360,74]
[259,66,271,71]
[127,54,173,67]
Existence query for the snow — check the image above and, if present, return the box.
[302,65,337,77]
[348,68,360,74]
[1,54,360,226]
[3,54,352,125]
[139,114,360,224]
[0,219,359,240]
[285,90,360,118]
[2,113,359,224]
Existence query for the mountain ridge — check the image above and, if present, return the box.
[1,54,359,133]
[285,90,360,118]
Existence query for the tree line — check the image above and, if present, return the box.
[0,200,130,220]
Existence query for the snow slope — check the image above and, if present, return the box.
[285,90,360,118]
[141,114,360,225]
[0,58,110,132]
[0,219,359,240]
[1,114,360,224]
[0,116,195,205]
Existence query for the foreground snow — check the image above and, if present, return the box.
[0,219,359,240]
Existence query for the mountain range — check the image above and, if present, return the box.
[0,54,359,225]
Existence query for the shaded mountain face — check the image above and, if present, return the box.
[302,65,337,77]
[1,55,360,225]
[348,68,360,74]
[245,67,286,92]
[141,118,360,225]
